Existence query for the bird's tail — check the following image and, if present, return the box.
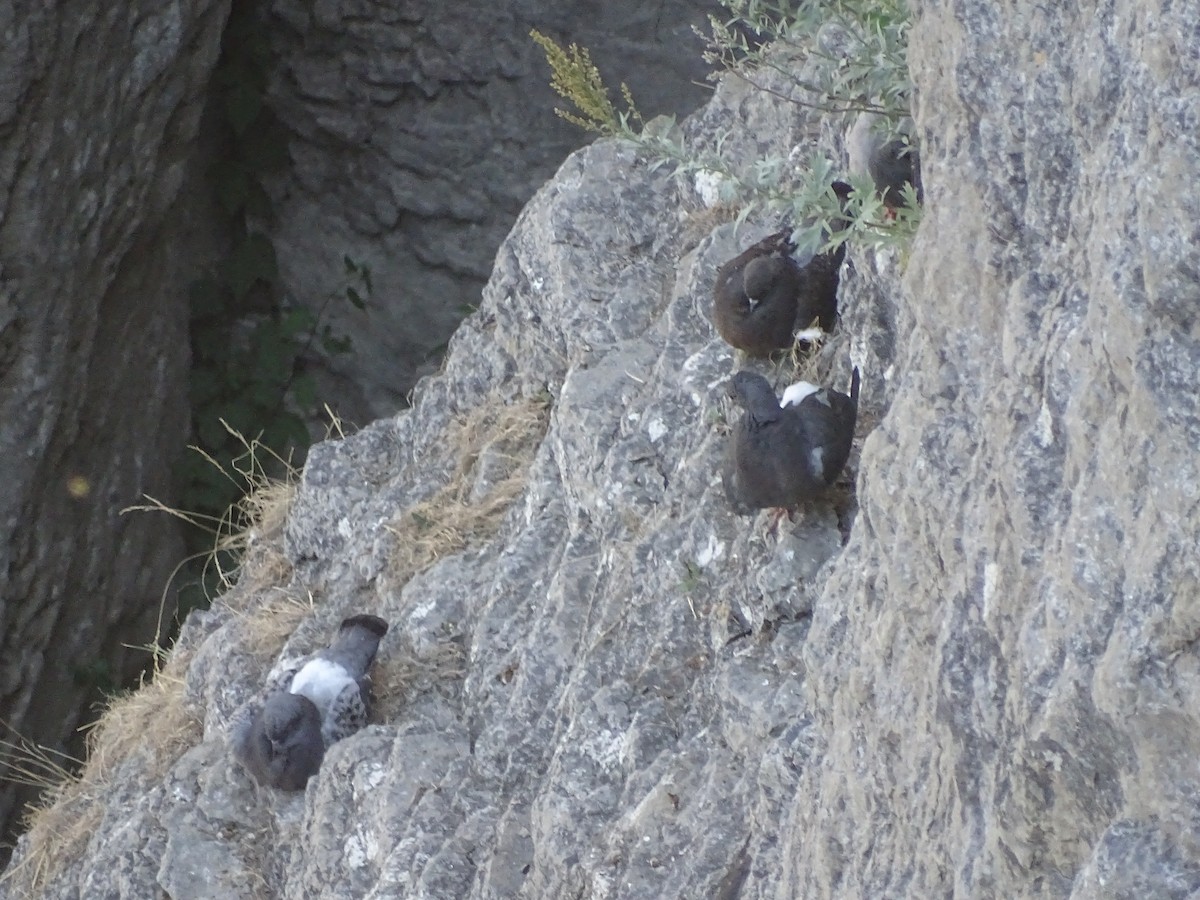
[326,614,389,676]
[828,181,854,235]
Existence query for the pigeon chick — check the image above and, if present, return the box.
[289,613,390,746]
[231,613,390,790]
[723,368,861,516]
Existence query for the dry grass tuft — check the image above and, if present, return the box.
[221,586,317,664]
[79,654,199,785]
[372,639,468,723]
[2,649,200,897]
[124,422,299,614]
[5,426,301,895]
[387,392,551,584]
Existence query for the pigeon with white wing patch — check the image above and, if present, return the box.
[723,368,860,519]
[231,613,390,790]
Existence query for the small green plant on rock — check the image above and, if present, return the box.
[529,31,643,136]
[531,0,919,251]
[704,0,912,122]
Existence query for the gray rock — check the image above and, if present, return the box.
[8,0,1200,897]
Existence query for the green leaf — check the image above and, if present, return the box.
[345,286,366,310]
[222,399,258,437]
[281,307,316,337]
[250,324,293,382]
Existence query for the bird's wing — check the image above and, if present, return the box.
[322,681,370,747]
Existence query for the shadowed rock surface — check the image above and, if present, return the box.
[260,0,721,421]
[0,0,229,852]
[5,0,1200,897]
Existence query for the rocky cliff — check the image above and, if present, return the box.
[0,0,229,851]
[5,0,1200,897]
[260,0,719,422]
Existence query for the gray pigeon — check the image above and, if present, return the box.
[847,112,922,208]
[723,368,860,514]
[232,613,390,790]
[232,691,325,791]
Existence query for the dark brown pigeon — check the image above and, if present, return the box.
[712,183,851,355]
[712,229,800,356]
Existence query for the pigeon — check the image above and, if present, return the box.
[232,691,325,791]
[868,138,921,208]
[712,183,852,355]
[848,113,922,209]
[723,368,861,515]
[712,229,799,356]
[231,613,390,790]
[794,180,852,334]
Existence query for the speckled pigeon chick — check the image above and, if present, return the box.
[723,368,860,515]
[231,613,390,790]
[289,613,389,746]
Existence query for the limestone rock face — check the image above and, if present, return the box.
[779,1,1200,895]
[0,0,228,847]
[7,0,1200,897]
[260,0,719,421]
